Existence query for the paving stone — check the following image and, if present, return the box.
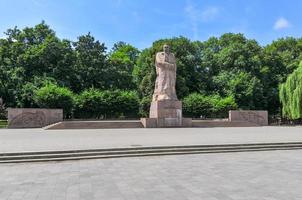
[1,150,302,199]
[1,127,302,153]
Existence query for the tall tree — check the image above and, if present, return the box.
[262,37,302,114]
[0,22,77,107]
[73,33,108,91]
[108,42,140,89]
[279,62,302,119]
[200,33,264,109]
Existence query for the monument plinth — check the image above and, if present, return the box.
[149,100,183,127]
[141,44,192,128]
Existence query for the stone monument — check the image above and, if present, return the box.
[7,108,63,128]
[141,44,192,128]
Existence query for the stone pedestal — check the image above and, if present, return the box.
[141,100,192,128]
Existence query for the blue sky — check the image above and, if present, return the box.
[0,0,301,49]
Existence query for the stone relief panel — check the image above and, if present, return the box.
[229,110,268,126]
[8,108,63,128]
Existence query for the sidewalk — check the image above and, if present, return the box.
[0,126,302,153]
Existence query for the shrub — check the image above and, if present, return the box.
[0,120,7,128]
[74,88,104,118]
[0,98,7,120]
[183,93,237,118]
[210,95,238,118]
[115,90,140,118]
[139,97,152,117]
[75,89,139,119]
[183,93,213,118]
[33,83,74,118]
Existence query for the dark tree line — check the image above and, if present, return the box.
[0,22,301,119]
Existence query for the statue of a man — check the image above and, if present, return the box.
[152,44,178,101]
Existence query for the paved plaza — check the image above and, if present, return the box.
[0,126,302,153]
[1,127,302,199]
[0,149,302,200]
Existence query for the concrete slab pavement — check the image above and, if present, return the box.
[0,126,302,153]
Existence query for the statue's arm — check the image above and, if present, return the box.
[157,61,175,71]
[156,53,176,71]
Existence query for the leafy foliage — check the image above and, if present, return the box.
[261,37,302,114]
[212,70,264,109]
[72,33,108,91]
[0,98,7,119]
[33,83,74,118]
[183,93,237,118]
[0,22,302,118]
[279,62,302,119]
[108,42,140,89]
[75,89,139,119]
[139,96,152,117]
[0,120,7,128]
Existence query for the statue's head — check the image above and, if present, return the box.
[163,44,170,54]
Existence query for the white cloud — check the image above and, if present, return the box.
[184,1,220,39]
[201,7,219,21]
[185,3,220,23]
[274,17,291,30]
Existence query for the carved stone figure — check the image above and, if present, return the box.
[152,44,178,101]
[140,44,192,128]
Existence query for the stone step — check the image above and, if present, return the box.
[2,142,302,156]
[45,120,260,129]
[45,120,144,129]
[1,142,302,163]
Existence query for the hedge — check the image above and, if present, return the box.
[74,89,139,119]
[33,83,74,118]
[183,93,237,118]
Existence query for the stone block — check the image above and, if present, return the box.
[8,108,63,128]
[140,118,192,128]
[182,118,192,127]
[157,118,182,127]
[149,100,182,119]
[229,110,268,126]
[140,118,157,128]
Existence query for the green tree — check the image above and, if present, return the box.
[0,22,77,107]
[200,33,263,91]
[73,33,108,91]
[108,42,140,89]
[16,76,56,108]
[262,37,302,114]
[34,83,75,118]
[279,62,302,119]
[212,70,264,109]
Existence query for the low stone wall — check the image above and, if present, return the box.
[8,108,63,128]
[45,120,143,129]
[229,110,268,126]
